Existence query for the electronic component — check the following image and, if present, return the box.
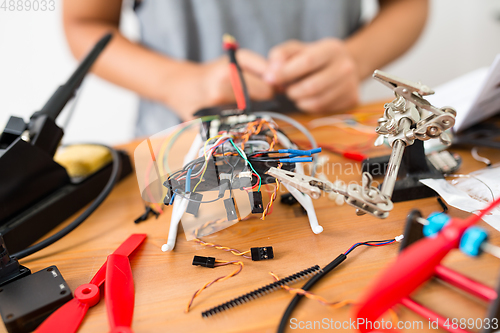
[0,237,30,287]
[218,173,231,198]
[427,150,461,173]
[201,265,321,317]
[249,191,264,213]
[192,256,216,268]
[250,246,274,261]
[186,193,203,216]
[133,206,160,224]
[0,266,72,333]
[280,193,298,206]
[224,197,238,220]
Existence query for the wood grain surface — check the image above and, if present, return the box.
[6,102,500,333]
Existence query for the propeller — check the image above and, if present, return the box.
[35,234,147,333]
[106,254,135,333]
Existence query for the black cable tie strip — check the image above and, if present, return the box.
[201,265,321,318]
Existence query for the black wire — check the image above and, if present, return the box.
[277,254,347,333]
[277,237,397,333]
[344,239,396,256]
[13,145,121,260]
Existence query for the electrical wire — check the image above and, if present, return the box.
[277,236,400,333]
[223,34,251,112]
[192,238,251,259]
[343,239,396,256]
[471,147,492,167]
[173,190,222,204]
[252,111,318,176]
[186,260,244,312]
[268,274,401,329]
[13,145,121,260]
[229,138,262,191]
[262,163,282,220]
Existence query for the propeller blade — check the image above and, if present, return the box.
[105,254,135,333]
[356,221,464,332]
[35,298,89,333]
[91,234,147,287]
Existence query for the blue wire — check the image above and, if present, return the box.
[185,167,193,193]
[168,192,176,206]
[344,239,396,256]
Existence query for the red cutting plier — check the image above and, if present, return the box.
[36,233,147,333]
[355,197,500,333]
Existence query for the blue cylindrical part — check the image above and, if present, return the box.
[169,192,176,206]
[309,148,322,154]
[423,212,451,237]
[185,168,193,193]
[460,226,488,257]
[279,157,313,163]
[285,149,311,156]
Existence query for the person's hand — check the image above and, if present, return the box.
[165,49,274,120]
[264,39,360,113]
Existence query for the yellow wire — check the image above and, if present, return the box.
[185,261,243,312]
[192,135,226,192]
[193,238,251,257]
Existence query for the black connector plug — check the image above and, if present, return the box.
[0,236,30,287]
[192,256,216,268]
[251,247,274,261]
[249,191,264,214]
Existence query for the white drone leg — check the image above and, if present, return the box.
[162,133,202,252]
[161,195,189,251]
[282,183,323,234]
[275,131,322,234]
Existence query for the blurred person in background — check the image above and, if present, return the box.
[63,0,428,137]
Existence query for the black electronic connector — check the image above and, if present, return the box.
[0,236,30,287]
[280,193,298,206]
[249,191,264,213]
[250,246,274,261]
[192,256,216,268]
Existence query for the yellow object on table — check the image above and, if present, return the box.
[54,144,112,178]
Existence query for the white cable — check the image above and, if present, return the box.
[471,147,491,167]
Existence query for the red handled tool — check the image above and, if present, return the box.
[35,233,147,333]
[355,197,500,333]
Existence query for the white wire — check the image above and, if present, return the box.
[471,147,491,167]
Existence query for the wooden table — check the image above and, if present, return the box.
[9,102,500,333]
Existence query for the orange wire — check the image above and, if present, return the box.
[186,261,243,312]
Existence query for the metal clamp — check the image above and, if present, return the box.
[266,168,393,219]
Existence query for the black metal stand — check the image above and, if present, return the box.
[362,141,441,202]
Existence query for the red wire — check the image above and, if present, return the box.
[229,63,246,110]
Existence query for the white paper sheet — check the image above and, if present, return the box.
[426,54,500,132]
[420,177,500,231]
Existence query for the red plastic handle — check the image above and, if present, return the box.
[356,219,469,332]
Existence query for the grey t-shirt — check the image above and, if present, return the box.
[135,0,362,137]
